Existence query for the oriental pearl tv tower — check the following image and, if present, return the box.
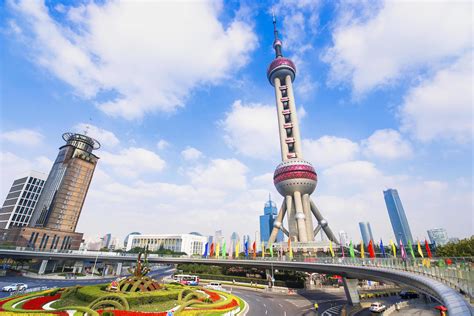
[267,16,338,246]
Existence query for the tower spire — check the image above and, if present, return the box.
[272,12,283,58]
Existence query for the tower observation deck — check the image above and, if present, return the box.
[267,16,338,246]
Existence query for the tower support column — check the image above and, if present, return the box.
[286,196,297,241]
[293,191,308,242]
[342,277,360,306]
[302,194,314,241]
[268,202,287,244]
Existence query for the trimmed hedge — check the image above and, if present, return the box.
[197,273,304,288]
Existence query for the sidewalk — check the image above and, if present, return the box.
[22,271,117,280]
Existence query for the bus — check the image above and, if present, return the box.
[173,274,200,286]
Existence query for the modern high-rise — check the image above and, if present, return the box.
[4,132,100,250]
[427,228,449,246]
[339,230,349,246]
[214,230,223,245]
[260,195,284,245]
[383,189,413,245]
[102,233,112,249]
[359,222,374,245]
[267,16,338,246]
[0,171,47,230]
[230,232,240,248]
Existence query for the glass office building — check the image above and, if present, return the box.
[383,189,413,245]
[260,196,284,245]
[358,222,374,245]
[427,228,449,246]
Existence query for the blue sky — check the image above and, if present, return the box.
[0,0,472,246]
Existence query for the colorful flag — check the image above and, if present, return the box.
[288,238,293,259]
[424,240,432,258]
[252,241,257,259]
[390,240,397,258]
[368,240,375,258]
[244,239,249,257]
[329,241,335,257]
[380,239,386,258]
[360,241,365,258]
[400,239,407,260]
[203,242,209,258]
[210,243,215,257]
[222,240,226,258]
[216,243,220,258]
[407,240,415,258]
[349,241,355,258]
[417,241,424,258]
[228,244,233,259]
[341,244,345,258]
[235,242,240,259]
[261,242,265,258]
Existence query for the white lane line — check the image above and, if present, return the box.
[255,298,261,302]
[279,303,283,308]
[265,309,268,315]
[263,303,266,308]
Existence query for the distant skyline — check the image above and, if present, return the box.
[0,1,472,243]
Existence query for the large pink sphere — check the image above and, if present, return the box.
[273,160,317,196]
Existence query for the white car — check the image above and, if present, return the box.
[204,282,226,292]
[369,302,386,313]
[2,283,28,292]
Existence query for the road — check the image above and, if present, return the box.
[354,297,437,316]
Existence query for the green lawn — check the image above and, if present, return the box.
[133,300,179,311]
[50,296,90,308]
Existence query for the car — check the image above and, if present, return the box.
[204,282,226,292]
[369,302,386,313]
[399,290,419,299]
[2,283,28,292]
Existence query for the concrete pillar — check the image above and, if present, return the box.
[286,196,297,241]
[104,265,110,276]
[285,74,302,157]
[268,201,287,244]
[293,191,308,242]
[302,194,314,241]
[342,278,360,306]
[273,77,289,161]
[116,262,123,276]
[38,259,48,275]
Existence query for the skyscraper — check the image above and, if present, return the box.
[359,222,374,245]
[260,195,284,245]
[230,232,240,248]
[339,230,349,247]
[5,132,100,250]
[267,16,338,246]
[0,171,47,230]
[384,189,413,245]
[102,233,112,249]
[427,228,449,246]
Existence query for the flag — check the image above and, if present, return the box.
[269,243,274,257]
[235,242,240,259]
[360,241,365,258]
[228,244,233,259]
[407,240,415,259]
[368,240,375,258]
[424,240,432,258]
[252,241,257,259]
[288,239,293,259]
[380,239,386,258]
[203,242,209,258]
[210,243,215,257]
[329,241,335,257]
[349,241,355,258]
[417,241,424,258]
[341,244,345,258]
[390,240,397,258]
[400,239,407,260]
[222,240,226,258]
[244,239,249,257]
[216,243,220,258]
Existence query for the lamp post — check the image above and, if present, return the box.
[92,237,104,277]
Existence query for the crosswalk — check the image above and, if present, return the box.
[321,304,343,316]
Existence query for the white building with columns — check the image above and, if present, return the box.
[126,233,208,256]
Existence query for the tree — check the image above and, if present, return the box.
[435,237,474,257]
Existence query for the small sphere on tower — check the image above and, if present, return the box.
[273,159,317,196]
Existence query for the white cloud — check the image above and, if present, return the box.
[188,159,248,191]
[74,123,119,147]
[400,54,473,143]
[303,136,360,168]
[181,147,203,161]
[362,129,413,160]
[100,147,166,178]
[323,1,472,94]
[0,129,44,147]
[220,100,279,159]
[156,139,170,150]
[9,1,257,119]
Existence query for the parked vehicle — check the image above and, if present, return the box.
[399,290,419,299]
[369,302,386,313]
[2,283,28,292]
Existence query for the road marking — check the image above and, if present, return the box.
[278,303,283,308]
[255,298,260,302]
[263,303,266,308]
[322,304,344,316]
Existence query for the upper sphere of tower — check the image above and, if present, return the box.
[273,159,317,196]
[267,57,296,85]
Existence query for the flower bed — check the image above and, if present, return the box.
[22,293,62,310]
[98,311,168,316]
[0,296,17,311]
